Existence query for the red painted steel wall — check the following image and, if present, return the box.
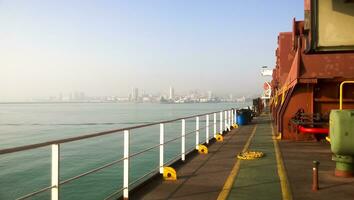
[270,1,354,140]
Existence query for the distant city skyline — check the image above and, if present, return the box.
[14,86,255,104]
[0,86,260,102]
[0,1,302,102]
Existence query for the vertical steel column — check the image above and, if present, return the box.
[220,111,223,133]
[196,116,199,150]
[213,113,217,138]
[227,111,229,129]
[159,123,164,174]
[235,109,238,125]
[123,130,130,199]
[231,109,234,125]
[227,110,231,128]
[181,119,186,161]
[206,114,209,144]
[224,111,227,130]
[51,144,60,200]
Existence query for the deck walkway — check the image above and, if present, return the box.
[227,117,281,200]
[130,114,354,200]
[131,122,256,200]
[280,139,354,199]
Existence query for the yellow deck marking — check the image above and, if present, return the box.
[217,125,257,200]
[271,123,293,200]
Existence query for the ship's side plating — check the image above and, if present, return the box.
[271,0,354,140]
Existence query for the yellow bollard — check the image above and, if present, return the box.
[276,132,282,140]
[215,134,224,142]
[163,167,177,181]
[232,123,239,129]
[325,136,331,143]
[198,144,208,154]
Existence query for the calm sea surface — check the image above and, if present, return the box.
[0,102,249,200]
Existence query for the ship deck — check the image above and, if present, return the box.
[130,114,354,200]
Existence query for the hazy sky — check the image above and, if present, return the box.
[1,0,303,101]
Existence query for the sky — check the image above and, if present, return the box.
[0,0,303,101]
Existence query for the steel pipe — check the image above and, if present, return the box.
[298,125,329,135]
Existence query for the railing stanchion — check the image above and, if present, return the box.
[196,117,199,150]
[226,110,229,129]
[232,109,234,125]
[1,108,243,200]
[123,130,130,199]
[231,109,234,125]
[213,113,217,138]
[51,144,60,200]
[235,109,238,125]
[220,112,223,133]
[227,110,231,128]
[224,111,227,131]
[206,114,209,144]
[181,119,186,161]
[159,123,164,174]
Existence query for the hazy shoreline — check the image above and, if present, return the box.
[0,101,247,105]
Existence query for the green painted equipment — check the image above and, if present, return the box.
[330,110,354,155]
[329,81,354,177]
[330,110,354,177]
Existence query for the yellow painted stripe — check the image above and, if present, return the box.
[271,123,293,200]
[217,125,257,200]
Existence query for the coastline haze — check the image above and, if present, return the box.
[0,1,302,101]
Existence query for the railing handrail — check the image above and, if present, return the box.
[0,109,233,155]
[1,108,237,200]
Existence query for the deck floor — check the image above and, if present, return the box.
[130,115,354,200]
[130,123,256,200]
[227,117,281,200]
[280,140,354,199]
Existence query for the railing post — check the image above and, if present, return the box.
[228,110,231,129]
[159,123,164,174]
[232,109,236,124]
[235,109,238,125]
[231,109,234,125]
[226,111,228,129]
[213,113,217,138]
[51,144,60,200]
[206,114,209,144]
[224,111,227,131]
[196,116,199,150]
[181,119,186,161]
[123,130,130,200]
[220,111,223,133]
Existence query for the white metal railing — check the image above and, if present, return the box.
[0,108,237,200]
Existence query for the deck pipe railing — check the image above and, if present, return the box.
[0,108,236,200]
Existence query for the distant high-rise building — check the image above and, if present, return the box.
[169,86,174,100]
[131,87,139,102]
[74,91,80,100]
[229,94,233,101]
[79,92,85,100]
[236,96,246,102]
[69,92,74,101]
[207,91,213,100]
[58,93,63,101]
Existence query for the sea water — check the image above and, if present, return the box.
[0,102,249,200]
